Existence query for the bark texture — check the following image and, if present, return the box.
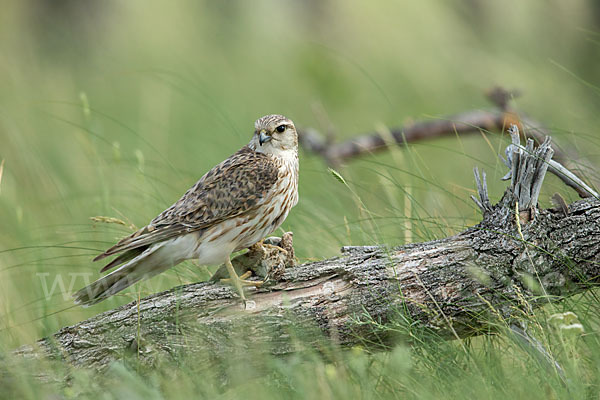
[14,197,600,371]
[14,131,600,372]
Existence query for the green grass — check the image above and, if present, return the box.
[1,0,600,398]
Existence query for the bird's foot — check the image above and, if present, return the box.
[220,271,264,288]
[209,232,296,291]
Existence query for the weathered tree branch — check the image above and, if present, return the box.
[299,87,598,198]
[15,129,600,373]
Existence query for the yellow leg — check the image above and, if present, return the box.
[220,270,264,287]
[223,257,245,301]
[239,271,252,280]
[221,259,264,301]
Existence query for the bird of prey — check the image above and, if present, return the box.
[74,114,299,306]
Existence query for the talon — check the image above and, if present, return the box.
[219,271,265,287]
[237,277,264,287]
[239,271,252,280]
[220,276,264,287]
[221,257,265,303]
[243,279,264,288]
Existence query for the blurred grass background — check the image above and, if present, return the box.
[1,0,600,398]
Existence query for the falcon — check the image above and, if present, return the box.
[74,114,299,306]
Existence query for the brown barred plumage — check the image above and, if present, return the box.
[74,114,299,305]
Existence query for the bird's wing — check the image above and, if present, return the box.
[94,146,279,262]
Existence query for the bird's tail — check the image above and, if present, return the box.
[73,241,177,306]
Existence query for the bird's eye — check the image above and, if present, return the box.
[276,125,286,133]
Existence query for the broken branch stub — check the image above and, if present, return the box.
[497,125,555,214]
[299,89,598,199]
[13,131,600,372]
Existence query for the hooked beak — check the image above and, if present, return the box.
[259,130,272,146]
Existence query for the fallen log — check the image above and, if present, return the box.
[15,127,600,372]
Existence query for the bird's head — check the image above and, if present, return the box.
[250,114,298,156]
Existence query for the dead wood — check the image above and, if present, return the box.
[14,126,600,372]
[298,87,598,198]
